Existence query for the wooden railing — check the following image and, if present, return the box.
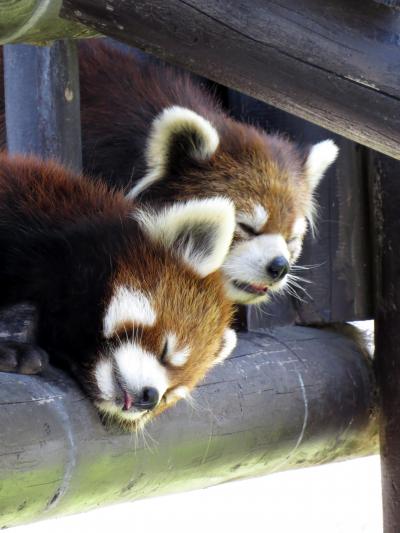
[1,1,399,530]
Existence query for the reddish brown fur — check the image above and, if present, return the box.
[78,41,312,236]
[0,153,233,427]
[0,42,312,240]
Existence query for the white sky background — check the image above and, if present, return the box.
[13,455,382,533]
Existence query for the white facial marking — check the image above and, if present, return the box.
[222,233,290,303]
[292,217,307,237]
[163,333,190,367]
[237,204,269,234]
[305,139,339,190]
[96,400,146,422]
[95,359,115,400]
[288,217,307,261]
[169,347,191,367]
[169,386,190,401]
[114,342,169,401]
[214,328,237,364]
[135,197,235,278]
[103,287,156,338]
[128,106,219,198]
[169,347,190,367]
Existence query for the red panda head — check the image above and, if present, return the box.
[0,154,236,431]
[93,197,237,429]
[128,106,338,304]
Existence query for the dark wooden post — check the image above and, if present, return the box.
[368,153,400,532]
[3,40,82,171]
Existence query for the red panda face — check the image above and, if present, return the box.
[128,107,339,305]
[95,273,235,429]
[92,198,236,430]
[0,155,236,432]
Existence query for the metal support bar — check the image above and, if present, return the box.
[3,40,82,171]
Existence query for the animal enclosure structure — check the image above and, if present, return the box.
[0,1,399,531]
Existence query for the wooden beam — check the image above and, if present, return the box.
[368,152,400,532]
[61,0,400,159]
[0,321,377,527]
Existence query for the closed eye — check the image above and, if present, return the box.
[238,222,258,236]
[160,339,169,364]
[287,236,299,244]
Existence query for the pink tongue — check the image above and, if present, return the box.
[252,284,268,293]
[123,391,134,410]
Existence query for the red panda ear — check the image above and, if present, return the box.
[134,197,235,278]
[305,140,339,191]
[128,106,219,198]
[213,328,237,365]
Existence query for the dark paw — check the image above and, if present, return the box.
[0,341,49,374]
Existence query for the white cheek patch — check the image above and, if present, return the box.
[168,346,191,367]
[223,233,289,284]
[237,204,269,233]
[164,333,190,367]
[95,359,115,400]
[166,385,190,404]
[287,238,302,258]
[214,328,237,364]
[114,342,169,401]
[292,217,307,237]
[103,286,156,338]
[96,400,147,423]
[288,218,307,262]
[222,234,290,302]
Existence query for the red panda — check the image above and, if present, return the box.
[0,41,338,305]
[0,153,236,430]
[76,41,339,305]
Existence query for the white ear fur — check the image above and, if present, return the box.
[305,140,339,190]
[135,197,235,278]
[214,328,237,365]
[127,106,220,199]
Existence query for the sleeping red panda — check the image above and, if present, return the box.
[76,41,339,305]
[0,153,236,429]
[0,41,338,305]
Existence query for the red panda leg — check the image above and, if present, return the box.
[0,341,49,374]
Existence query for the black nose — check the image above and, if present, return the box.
[135,387,159,411]
[267,256,289,281]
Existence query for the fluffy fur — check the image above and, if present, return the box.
[129,106,220,197]
[0,42,338,304]
[134,197,235,278]
[103,287,157,337]
[0,154,236,430]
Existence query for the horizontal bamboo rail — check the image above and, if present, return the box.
[0,315,377,528]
